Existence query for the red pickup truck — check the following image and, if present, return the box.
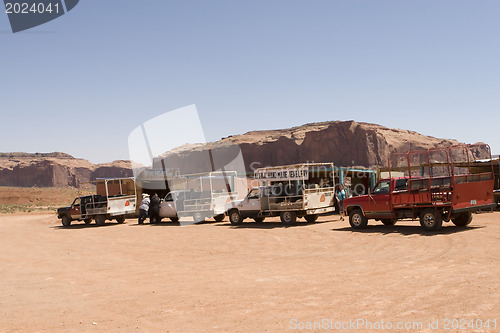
[343,144,495,231]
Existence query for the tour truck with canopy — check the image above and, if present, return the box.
[159,171,238,223]
[343,144,495,231]
[226,163,335,225]
[57,177,137,227]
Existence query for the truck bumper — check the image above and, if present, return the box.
[307,207,335,215]
[452,203,496,213]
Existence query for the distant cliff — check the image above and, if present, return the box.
[1,121,466,187]
[155,120,461,173]
[0,153,133,187]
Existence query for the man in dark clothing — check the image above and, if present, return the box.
[148,193,161,224]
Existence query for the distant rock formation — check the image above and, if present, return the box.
[0,153,133,187]
[1,121,466,187]
[155,120,461,174]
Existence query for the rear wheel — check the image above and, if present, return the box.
[253,217,265,223]
[229,209,243,225]
[116,216,125,224]
[61,215,71,227]
[280,211,297,225]
[451,212,472,227]
[305,214,319,223]
[381,219,396,226]
[95,215,106,226]
[419,209,443,231]
[349,209,368,229]
[214,214,225,222]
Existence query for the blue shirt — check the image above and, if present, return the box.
[337,189,346,201]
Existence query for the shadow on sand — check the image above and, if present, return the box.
[52,222,123,230]
[215,219,337,229]
[332,224,484,236]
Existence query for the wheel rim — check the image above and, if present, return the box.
[283,212,291,222]
[231,212,239,222]
[352,214,361,226]
[423,213,435,227]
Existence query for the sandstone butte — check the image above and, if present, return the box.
[155,120,462,174]
[1,121,465,187]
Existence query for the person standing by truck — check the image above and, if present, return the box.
[138,194,150,225]
[149,193,161,224]
[336,184,346,221]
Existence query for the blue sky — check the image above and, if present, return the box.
[1,0,499,163]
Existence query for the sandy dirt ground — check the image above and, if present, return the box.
[0,212,499,333]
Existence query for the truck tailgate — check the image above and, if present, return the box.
[107,195,137,216]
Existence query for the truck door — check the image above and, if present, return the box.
[70,197,82,219]
[244,188,261,214]
[367,180,392,216]
[160,192,177,217]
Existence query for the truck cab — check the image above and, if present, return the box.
[159,191,187,222]
[57,195,106,226]
[226,187,266,222]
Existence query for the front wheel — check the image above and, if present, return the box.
[229,209,243,225]
[419,209,443,231]
[280,211,297,225]
[349,209,368,229]
[305,214,319,223]
[451,212,472,227]
[214,214,225,222]
[61,215,71,227]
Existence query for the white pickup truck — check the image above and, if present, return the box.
[226,163,335,225]
[159,190,233,223]
[159,171,239,223]
[57,178,137,226]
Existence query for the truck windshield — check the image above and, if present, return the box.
[248,189,259,199]
[372,180,390,194]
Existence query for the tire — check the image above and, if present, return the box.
[83,218,92,225]
[452,212,473,227]
[193,212,205,223]
[214,214,225,222]
[170,216,179,222]
[253,217,265,223]
[95,215,106,226]
[305,214,319,223]
[349,209,368,229]
[381,219,396,226]
[116,216,125,224]
[229,209,243,225]
[419,209,443,231]
[61,215,71,227]
[280,211,297,225]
